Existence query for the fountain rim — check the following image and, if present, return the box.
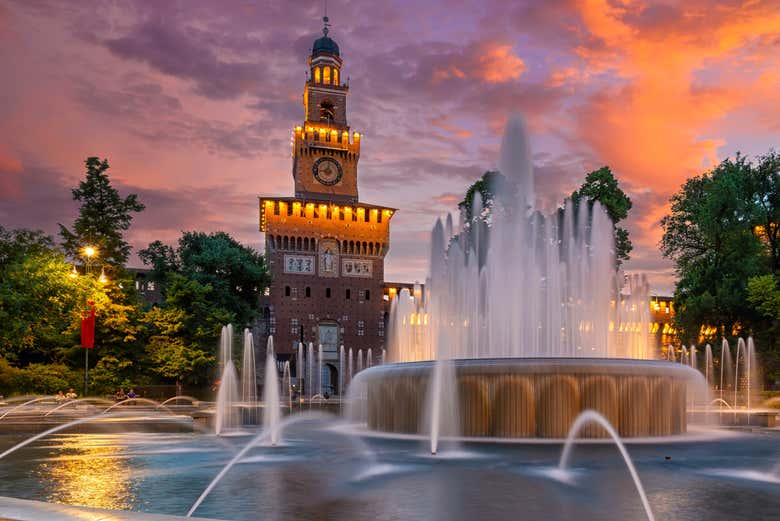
[357,357,701,380]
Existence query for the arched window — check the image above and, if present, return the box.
[323,66,331,84]
[285,286,291,297]
[365,290,371,301]
[304,237,309,251]
[305,287,311,298]
[333,68,339,85]
[314,67,321,83]
[345,289,351,300]
[326,288,331,298]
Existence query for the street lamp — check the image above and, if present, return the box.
[78,245,101,397]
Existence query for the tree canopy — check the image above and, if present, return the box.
[140,231,270,325]
[59,157,145,266]
[661,151,780,381]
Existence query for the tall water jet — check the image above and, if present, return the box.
[215,361,239,435]
[735,338,746,409]
[367,348,373,368]
[348,348,354,386]
[317,344,323,396]
[381,349,386,365]
[690,345,697,371]
[241,329,258,424]
[262,338,280,445]
[720,339,734,405]
[499,114,534,210]
[297,343,304,394]
[339,345,345,396]
[747,337,759,411]
[282,360,292,412]
[357,349,363,373]
[425,357,460,455]
[307,342,314,399]
[219,324,234,371]
[704,344,714,389]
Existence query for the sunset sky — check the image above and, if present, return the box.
[1,0,779,294]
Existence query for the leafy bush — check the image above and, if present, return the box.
[11,363,81,395]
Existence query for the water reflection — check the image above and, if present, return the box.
[35,435,135,510]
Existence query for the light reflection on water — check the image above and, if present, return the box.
[0,424,778,520]
[34,435,135,510]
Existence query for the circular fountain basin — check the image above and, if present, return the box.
[359,358,700,438]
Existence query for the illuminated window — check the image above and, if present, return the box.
[323,66,331,84]
[314,67,321,83]
[333,68,339,84]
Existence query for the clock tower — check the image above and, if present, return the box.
[259,17,395,395]
[292,16,360,204]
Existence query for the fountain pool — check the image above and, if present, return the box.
[0,417,778,520]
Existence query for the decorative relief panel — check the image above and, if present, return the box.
[318,238,340,278]
[342,258,373,278]
[284,255,315,274]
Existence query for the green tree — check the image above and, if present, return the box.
[59,157,145,266]
[746,274,780,383]
[143,306,214,386]
[745,151,780,271]
[0,226,146,392]
[140,231,270,325]
[661,155,767,343]
[571,167,633,265]
[0,227,96,364]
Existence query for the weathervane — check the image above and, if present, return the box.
[322,0,330,36]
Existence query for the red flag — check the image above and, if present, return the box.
[81,301,95,349]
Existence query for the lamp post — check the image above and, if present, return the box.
[72,245,106,397]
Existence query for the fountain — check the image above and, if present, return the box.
[317,343,323,396]
[339,345,345,397]
[557,411,655,521]
[282,361,292,412]
[307,342,314,399]
[262,337,280,445]
[215,325,239,435]
[354,115,700,439]
[348,348,353,386]
[241,328,258,424]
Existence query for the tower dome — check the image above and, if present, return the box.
[312,16,339,57]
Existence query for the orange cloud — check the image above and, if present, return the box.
[570,0,780,193]
[477,44,525,83]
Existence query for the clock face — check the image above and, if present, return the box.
[313,157,343,186]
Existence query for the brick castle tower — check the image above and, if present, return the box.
[259,17,395,395]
